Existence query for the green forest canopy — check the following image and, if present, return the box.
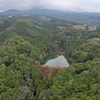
[0,15,100,100]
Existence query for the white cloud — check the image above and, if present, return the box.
[0,0,100,12]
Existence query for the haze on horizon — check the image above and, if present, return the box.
[0,0,100,13]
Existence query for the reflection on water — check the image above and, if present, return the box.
[44,55,69,67]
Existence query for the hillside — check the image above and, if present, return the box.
[0,15,100,100]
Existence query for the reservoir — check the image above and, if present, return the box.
[44,55,69,67]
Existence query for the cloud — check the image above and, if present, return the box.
[0,0,100,12]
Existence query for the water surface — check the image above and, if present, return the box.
[44,55,69,67]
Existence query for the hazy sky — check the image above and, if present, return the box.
[0,0,100,12]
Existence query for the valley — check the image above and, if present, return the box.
[0,14,100,100]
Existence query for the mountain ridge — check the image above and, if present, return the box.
[1,8,100,27]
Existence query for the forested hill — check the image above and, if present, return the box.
[0,15,100,100]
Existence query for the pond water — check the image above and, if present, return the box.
[44,55,69,67]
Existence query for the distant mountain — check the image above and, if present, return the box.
[1,9,22,15]
[1,9,100,27]
[1,8,100,17]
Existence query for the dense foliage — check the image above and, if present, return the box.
[0,15,100,100]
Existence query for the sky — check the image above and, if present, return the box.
[0,0,100,12]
